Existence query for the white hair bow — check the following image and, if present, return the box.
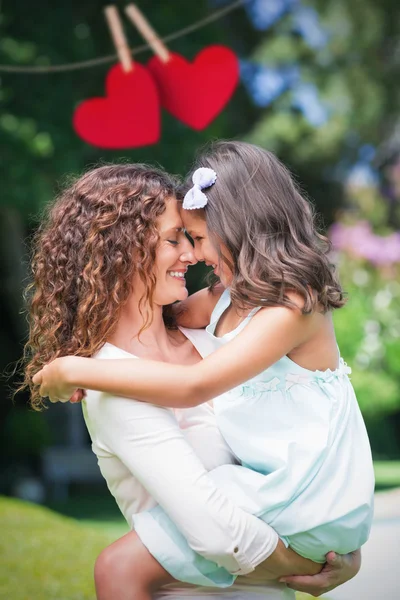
[183,167,217,210]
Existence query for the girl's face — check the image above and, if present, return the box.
[181,208,233,287]
[152,197,197,306]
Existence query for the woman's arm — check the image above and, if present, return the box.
[95,393,319,579]
[34,305,314,407]
[280,549,362,596]
[172,284,224,329]
[240,549,361,596]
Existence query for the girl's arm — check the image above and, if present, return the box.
[172,283,224,329]
[33,305,315,407]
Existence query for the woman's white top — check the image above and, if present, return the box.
[82,329,293,598]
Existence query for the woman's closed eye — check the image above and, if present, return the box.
[168,229,190,246]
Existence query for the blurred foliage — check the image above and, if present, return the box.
[246,0,399,224]
[2,0,398,220]
[334,261,400,458]
[374,461,400,488]
[334,257,400,419]
[332,146,400,457]
[3,408,53,458]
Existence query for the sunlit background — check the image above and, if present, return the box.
[1,1,399,598]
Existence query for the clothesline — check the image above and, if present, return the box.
[0,0,247,74]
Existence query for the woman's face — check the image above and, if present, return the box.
[152,197,197,306]
[181,208,233,287]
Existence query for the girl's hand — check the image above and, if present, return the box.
[32,356,81,403]
[279,549,361,597]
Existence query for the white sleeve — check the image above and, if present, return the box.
[98,394,278,575]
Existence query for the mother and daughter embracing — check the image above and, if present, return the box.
[24,141,374,599]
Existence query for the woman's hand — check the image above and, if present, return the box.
[279,549,361,597]
[32,356,82,403]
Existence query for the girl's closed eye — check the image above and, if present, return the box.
[167,239,179,246]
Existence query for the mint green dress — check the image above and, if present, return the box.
[132,289,375,586]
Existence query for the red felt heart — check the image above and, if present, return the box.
[147,45,239,131]
[73,63,160,149]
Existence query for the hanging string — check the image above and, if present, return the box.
[0,0,247,74]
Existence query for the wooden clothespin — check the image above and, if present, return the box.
[104,5,133,72]
[125,4,170,63]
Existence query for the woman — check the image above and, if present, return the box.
[26,164,360,599]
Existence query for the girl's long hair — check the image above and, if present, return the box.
[183,140,345,313]
[20,163,178,410]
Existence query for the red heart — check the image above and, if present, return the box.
[148,45,239,131]
[73,63,160,149]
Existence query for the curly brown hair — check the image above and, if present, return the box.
[183,140,345,314]
[21,163,178,411]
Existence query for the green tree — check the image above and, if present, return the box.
[245,0,399,223]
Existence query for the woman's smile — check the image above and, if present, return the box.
[167,269,187,281]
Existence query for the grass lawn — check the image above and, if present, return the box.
[0,495,117,600]
[0,495,315,600]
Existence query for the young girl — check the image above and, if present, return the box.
[34,142,373,595]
